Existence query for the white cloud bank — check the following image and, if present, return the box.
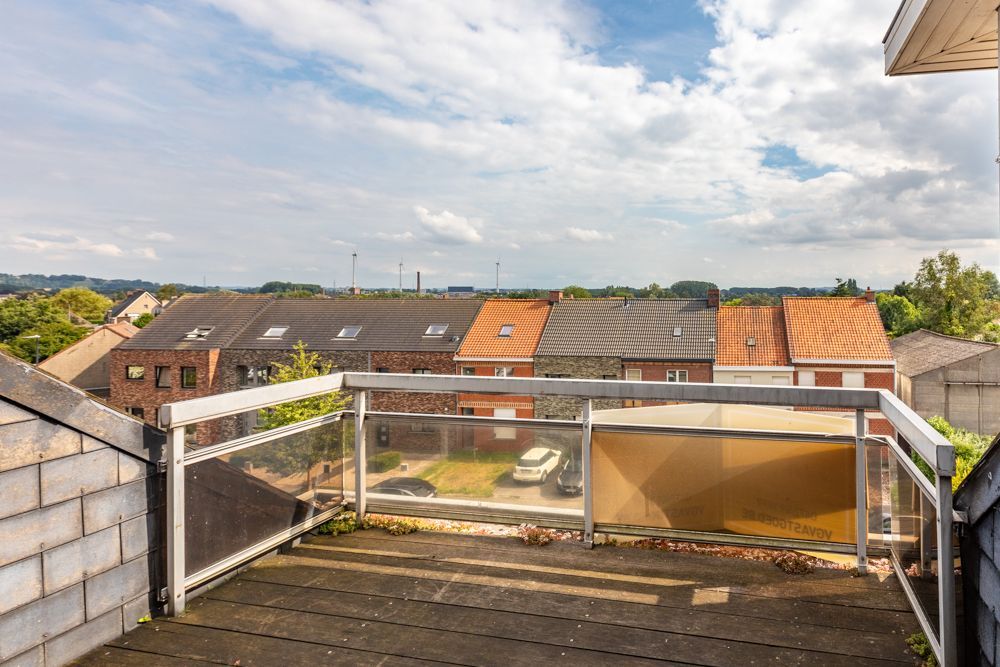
[414,206,482,244]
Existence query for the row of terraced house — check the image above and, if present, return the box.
[108,287,896,445]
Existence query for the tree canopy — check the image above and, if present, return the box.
[669,280,717,298]
[909,250,998,337]
[50,287,112,324]
[562,285,591,299]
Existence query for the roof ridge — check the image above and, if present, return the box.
[908,328,999,347]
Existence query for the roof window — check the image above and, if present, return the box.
[424,324,449,337]
[183,326,214,339]
[746,336,756,347]
[672,327,682,337]
[336,325,362,339]
[262,326,289,339]
[498,324,515,337]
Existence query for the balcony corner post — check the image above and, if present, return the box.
[354,390,367,521]
[582,399,594,548]
[166,425,186,616]
[854,409,868,574]
[937,472,957,666]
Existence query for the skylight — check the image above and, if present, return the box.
[337,325,362,339]
[746,336,756,347]
[262,326,289,339]
[424,324,449,336]
[183,326,214,340]
[498,324,515,337]
[672,327,682,337]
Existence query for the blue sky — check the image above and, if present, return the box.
[0,1,996,289]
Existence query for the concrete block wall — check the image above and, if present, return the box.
[0,398,163,666]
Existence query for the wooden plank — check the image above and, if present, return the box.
[291,541,912,611]
[210,574,915,664]
[244,560,917,642]
[319,531,901,593]
[105,619,438,666]
[917,0,979,59]
[70,645,214,665]
[896,0,956,69]
[172,597,676,666]
[944,1,997,48]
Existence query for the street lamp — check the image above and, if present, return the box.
[21,334,41,365]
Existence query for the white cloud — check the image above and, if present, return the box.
[414,206,482,244]
[145,231,174,242]
[565,227,613,242]
[374,231,416,242]
[12,233,124,257]
[136,246,159,260]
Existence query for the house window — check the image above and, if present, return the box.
[625,369,641,381]
[602,374,618,380]
[336,325,362,339]
[842,371,865,388]
[183,326,214,340]
[181,367,197,389]
[498,324,515,337]
[667,370,688,382]
[493,408,517,439]
[155,366,171,388]
[461,407,474,416]
[412,368,432,374]
[261,326,288,339]
[545,373,569,378]
[798,371,816,386]
[424,324,448,336]
[409,422,437,433]
[734,375,752,385]
[376,367,390,373]
[238,366,269,387]
[495,367,514,377]
[126,406,144,419]
[126,365,145,380]
[462,367,476,376]
[772,376,790,386]
[672,327,682,337]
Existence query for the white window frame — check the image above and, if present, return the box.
[493,408,517,439]
[495,367,514,377]
[262,326,289,339]
[842,371,865,388]
[798,370,815,386]
[734,375,752,385]
[498,324,515,337]
[336,325,362,339]
[667,370,688,382]
[771,376,790,386]
[424,324,449,336]
[625,369,642,381]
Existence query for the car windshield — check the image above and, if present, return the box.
[518,456,540,467]
[564,459,582,472]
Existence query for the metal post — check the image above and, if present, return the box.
[354,390,367,520]
[854,409,867,574]
[582,399,593,547]
[936,474,957,666]
[166,425,186,616]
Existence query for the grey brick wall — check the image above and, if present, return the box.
[533,356,623,419]
[0,397,163,666]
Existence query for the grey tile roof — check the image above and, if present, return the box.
[228,299,484,352]
[891,329,998,377]
[536,299,717,360]
[118,295,275,350]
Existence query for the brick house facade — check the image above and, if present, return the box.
[621,360,713,407]
[533,355,622,419]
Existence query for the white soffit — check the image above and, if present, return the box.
[884,0,998,76]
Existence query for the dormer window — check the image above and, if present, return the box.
[336,325,362,339]
[498,324,515,337]
[262,326,289,339]
[746,336,756,347]
[184,326,214,340]
[672,327,682,337]
[424,324,449,337]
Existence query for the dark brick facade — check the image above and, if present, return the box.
[534,355,622,419]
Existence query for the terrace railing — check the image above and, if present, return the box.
[158,373,959,666]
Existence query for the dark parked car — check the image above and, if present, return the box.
[369,477,437,497]
[556,458,582,495]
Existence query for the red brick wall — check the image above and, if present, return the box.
[621,361,712,407]
[864,372,894,391]
[456,361,534,416]
[370,351,457,414]
[814,371,842,387]
[109,348,222,442]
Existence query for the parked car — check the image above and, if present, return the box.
[513,447,561,483]
[369,477,437,497]
[556,458,583,495]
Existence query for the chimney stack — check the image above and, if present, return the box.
[416,271,421,295]
[865,287,875,302]
[548,290,563,304]
[707,287,720,308]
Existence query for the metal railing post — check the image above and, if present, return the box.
[354,390,367,520]
[854,409,867,574]
[166,425,186,616]
[936,474,957,666]
[582,399,593,547]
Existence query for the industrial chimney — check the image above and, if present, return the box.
[416,271,421,295]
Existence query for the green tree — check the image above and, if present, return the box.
[669,280,717,298]
[638,282,665,298]
[912,416,991,490]
[0,296,64,343]
[830,278,861,297]
[250,342,352,480]
[909,250,999,337]
[562,285,591,299]
[740,293,781,306]
[7,320,88,363]
[133,312,154,328]
[875,293,920,337]
[50,287,112,324]
[156,284,180,301]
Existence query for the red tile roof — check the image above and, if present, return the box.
[456,299,551,359]
[716,307,790,366]
[782,297,893,363]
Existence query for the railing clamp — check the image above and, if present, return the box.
[157,586,169,603]
[156,459,167,474]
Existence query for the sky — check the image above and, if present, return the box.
[0,0,997,290]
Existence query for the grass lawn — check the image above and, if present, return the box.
[417,451,518,498]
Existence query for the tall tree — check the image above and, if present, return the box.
[156,284,180,301]
[910,250,999,337]
[50,287,112,324]
[562,285,591,299]
[7,320,88,363]
[830,278,861,297]
[875,293,920,337]
[669,280,717,298]
[0,296,64,343]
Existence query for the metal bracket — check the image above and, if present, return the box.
[156,459,167,474]
[157,587,169,603]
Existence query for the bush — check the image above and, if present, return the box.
[363,514,421,535]
[367,451,401,473]
[517,524,553,546]
[912,416,990,491]
[905,632,937,666]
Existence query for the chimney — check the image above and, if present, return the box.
[416,271,421,295]
[865,286,875,302]
[707,288,720,308]
[548,290,563,304]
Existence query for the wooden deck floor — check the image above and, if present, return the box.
[75,530,921,666]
